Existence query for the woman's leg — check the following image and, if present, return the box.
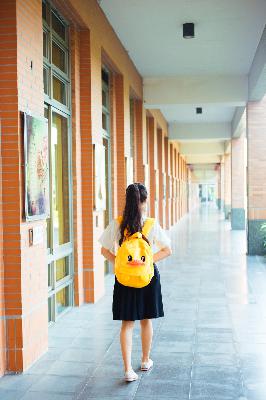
[120,320,135,372]
[140,319,153,362]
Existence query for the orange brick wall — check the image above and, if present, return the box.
[0,120,5,377]
[70,27,84,307]
[0,0,21,375]
[0,0,48,373]
[17,0,48,371]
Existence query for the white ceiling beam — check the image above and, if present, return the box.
[186,155,221,164]
[231,106,246,138]
[144,75,248,107]
[169,122,231,141]
[248,26,266,101]
[190,164,217,170]
[180,142,225,156]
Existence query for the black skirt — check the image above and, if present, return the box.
[112,263,164,321]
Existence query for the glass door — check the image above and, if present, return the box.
[45,106,73,322]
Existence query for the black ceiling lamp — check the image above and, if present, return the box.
[183,22,195,39]
[196,107,202,114]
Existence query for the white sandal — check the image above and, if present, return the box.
[141,358,153,371]
[124,369,138,382]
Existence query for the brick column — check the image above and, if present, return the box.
[0,121,4,376]
[164,136,169,228]
[135,100,145,183]
[0,0,48,373]
[169,143,174,225]
[71,27,84,307]
[247,96,266,255]
[148,117,155,217]
[114,74,126,215]
[231,136,246,230]
[173,148,177,224]
[157,129,163,225]
[224,153,231,219]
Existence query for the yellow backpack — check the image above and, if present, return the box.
[114,215,155,288]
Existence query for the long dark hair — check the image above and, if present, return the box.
[119,182,149,246]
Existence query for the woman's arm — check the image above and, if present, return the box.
[153,246,172,263]
[101,246,116,263]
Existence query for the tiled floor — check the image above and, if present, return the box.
[1,204,266,399]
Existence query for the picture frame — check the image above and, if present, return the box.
[24,112,50,221]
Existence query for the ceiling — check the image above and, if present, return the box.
[160,104,235,123]
[99,0,266,77]
[99,0,266,168]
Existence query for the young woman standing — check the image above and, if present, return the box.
[98,183,172,381]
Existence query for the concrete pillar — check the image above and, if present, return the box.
[224,152,231,219]
[216,165,221,209]
[231,137,246,230]
[220,159,225,212]
[247,97,266,255]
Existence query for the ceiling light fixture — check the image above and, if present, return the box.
[183,22,195,39]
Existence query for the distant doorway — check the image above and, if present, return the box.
[199,184,216,204]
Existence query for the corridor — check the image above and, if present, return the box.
[0,205,266,399]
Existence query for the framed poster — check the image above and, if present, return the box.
[24,112,50,221]
[93,143,106,211]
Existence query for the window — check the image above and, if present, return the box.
[43,0,73,323]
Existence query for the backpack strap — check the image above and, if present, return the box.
[142,217,155,237]
[116,215,155,238]
[116,215,128,238]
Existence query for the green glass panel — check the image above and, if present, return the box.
[42,2,48,22]
[48,296,53,322]
[56,257,69,282]
[51,112,70,246]
[43,67,48,95]
[43,31,48,58]
[56,286,70,315]
[102,112,107,131]
[52,41,66,73]
[52,12,65,41]
[52,75,66,105]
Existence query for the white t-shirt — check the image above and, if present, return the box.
[98,215,171,255]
